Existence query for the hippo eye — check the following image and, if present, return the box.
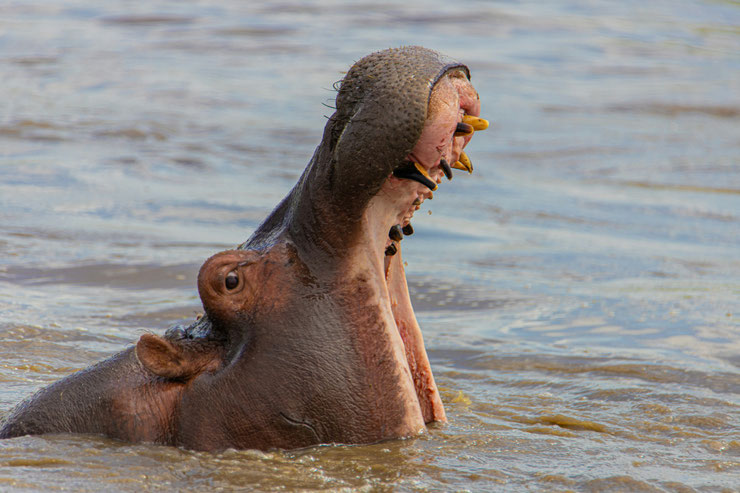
[224,271,239,290]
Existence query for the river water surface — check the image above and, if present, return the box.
[1,1,739,491]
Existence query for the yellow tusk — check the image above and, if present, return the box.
[414,162,438,190]
[462,115,489,131]
[451,152,473,173]
[454,122,474,137]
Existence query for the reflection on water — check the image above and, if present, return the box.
[1,0,739,491]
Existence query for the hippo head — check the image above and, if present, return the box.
[136,47,487,451]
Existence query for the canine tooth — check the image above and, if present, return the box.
[413,198,421,206]
[385,244,397,256]
[459,152,473,172]
[392,161,438,191]
[455,122,474,137]
[389,224,403,242]
[413,162,437,189]
[440,158,453,180]
[402,224,414,236]
[451,152,473,173]
[462,115,489,131]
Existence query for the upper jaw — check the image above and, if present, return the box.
[373,70,488,277]
[382,105,489,257]
[387,74,486,219]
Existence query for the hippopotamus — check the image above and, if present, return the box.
[0,46,487,451]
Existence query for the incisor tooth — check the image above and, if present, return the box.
[454,122,474,137]
[389,224,403,242]
[440,159,453,180]
[462,115,489,131]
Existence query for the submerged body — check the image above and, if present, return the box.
[0,46,486,451]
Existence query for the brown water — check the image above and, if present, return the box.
[1,0,739,491]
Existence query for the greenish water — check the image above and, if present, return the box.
[1,0,738,491]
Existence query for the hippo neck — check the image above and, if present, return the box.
[243,122,390,264]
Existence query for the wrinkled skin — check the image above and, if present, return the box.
[0,47,484,451]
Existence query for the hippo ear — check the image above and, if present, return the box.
[136,334,189,379]
[136,334,222,380]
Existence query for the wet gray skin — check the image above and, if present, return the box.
[0,47,484,451]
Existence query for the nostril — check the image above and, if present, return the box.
[225,271,239,290]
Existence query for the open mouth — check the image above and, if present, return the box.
[374,73,488,424]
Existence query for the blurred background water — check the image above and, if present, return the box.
[1,0,738,491]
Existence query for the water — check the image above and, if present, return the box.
[1,0,738,491]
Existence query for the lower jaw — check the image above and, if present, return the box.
[384,246,446,424]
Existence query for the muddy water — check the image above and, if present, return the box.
[1,0,738,491]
